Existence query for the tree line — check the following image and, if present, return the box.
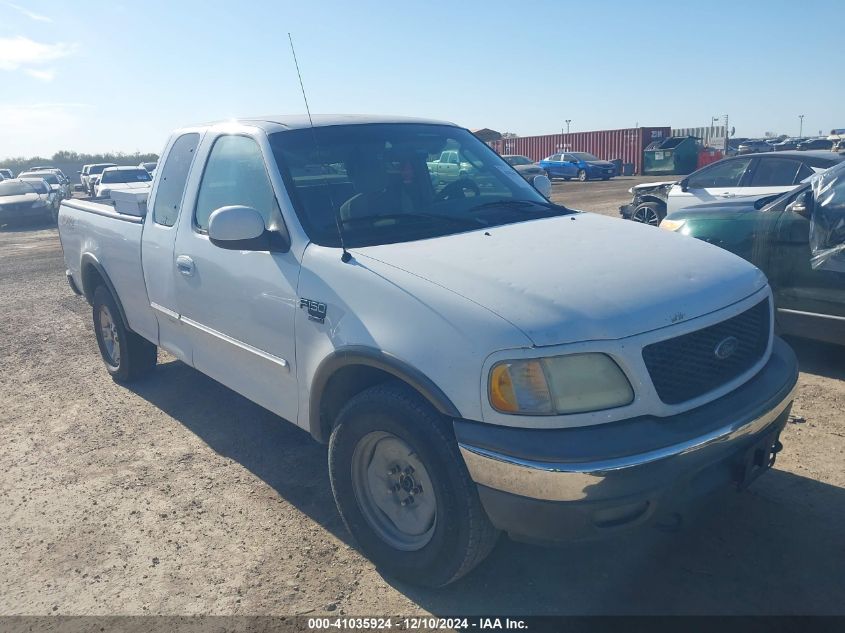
[0,151,160,175]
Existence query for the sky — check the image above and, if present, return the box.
[1,0,842,158]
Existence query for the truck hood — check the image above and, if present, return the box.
[354,213,767,347]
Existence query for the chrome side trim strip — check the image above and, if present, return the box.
[777,307,845,322]
[459,384,796,502]
[150,302,179,320]
[181,316,289,370]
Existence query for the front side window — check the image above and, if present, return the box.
[269,123,564,248]
[749,158,800,187]
[152,132,200,227]
[687,158,753,189]
[194,135,281,232]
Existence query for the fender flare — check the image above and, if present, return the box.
[309,346,461,442]
[79,253,131,331]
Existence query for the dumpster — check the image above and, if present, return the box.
[642,136,699,175]
[610,159,623,175]
[622,163,634,176]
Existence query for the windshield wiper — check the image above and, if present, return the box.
[341,212,487,228]
[467,199,574,215]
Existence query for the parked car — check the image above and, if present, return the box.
[797,138,833,151]
[59,115,797,586]
[0,178,58,225]
[79,164,92,191]
[19,170,68,201]
[539,152,616,182]
[659,162,845,345]
[770,138,806,152]
[0,168,15,179]
[139,161,157,175]
[501,155,545,181]
[832,138,845,152]
[621,151,845,225]
[737,140,774,154]
[84,163,118,196]
[95,166,153,198]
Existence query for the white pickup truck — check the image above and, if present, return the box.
[58,115,798,587]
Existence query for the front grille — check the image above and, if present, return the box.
[642,298,770,404]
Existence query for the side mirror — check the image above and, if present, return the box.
[679,178,689,192]
[208,205,268,250]
[786,192,812,218]
[532,174,552,198]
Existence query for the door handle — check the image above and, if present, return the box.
[176,255,195,276]
[719,192,736,198]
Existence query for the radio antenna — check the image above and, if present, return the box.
[288,32,351,263]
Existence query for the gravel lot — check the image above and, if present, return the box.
[1,177,843,616]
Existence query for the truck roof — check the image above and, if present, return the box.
[187,114,457,134]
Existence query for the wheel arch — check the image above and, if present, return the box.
[79,253,130,330]
[309,347,461,443]
[636,195,667,207]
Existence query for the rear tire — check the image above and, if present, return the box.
[630,201,666,226]
[545,170,554,181]
[328,382,499,587]
[577,169,587,182]
[92,285,157,382]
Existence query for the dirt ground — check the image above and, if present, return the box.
[0,177,843,616]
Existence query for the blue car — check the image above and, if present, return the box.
[539,152,617,182]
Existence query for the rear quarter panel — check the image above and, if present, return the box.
[59,201,158,343]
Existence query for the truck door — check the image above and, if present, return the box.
[171,132,300,422]
[141,132,201,362]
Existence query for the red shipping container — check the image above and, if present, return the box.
[489,127,671,176]
[697,148,724,169]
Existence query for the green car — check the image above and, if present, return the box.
[659,164,845,346]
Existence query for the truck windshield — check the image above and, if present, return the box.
[20,172,59,184]
[269,124,566,248]
[100,169,152,184]
[89,164,116,175]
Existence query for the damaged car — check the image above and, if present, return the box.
[621,151,844,225]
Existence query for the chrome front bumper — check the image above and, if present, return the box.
[459,384,795,502]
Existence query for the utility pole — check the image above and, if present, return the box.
[565,119,571,134]
[799,114,804,137]
[711,116,719,147]
[724,114,729,153]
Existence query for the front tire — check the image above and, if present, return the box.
[328,382,499,587]
[577,169,588,182]
[630,201,666,226]
[92,285,157,382]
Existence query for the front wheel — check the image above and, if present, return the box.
[630,201,666,226]
[92,285,157,382]
[328,382,498,587]
[545,170,554,181]
[577,169,588,182]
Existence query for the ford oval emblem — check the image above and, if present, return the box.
[714,336,739,360]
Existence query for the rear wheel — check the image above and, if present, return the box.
[328,382,498,587]
[630,201,666,226]
[92,285,157,382]
[577,169,588,182]
[545,170,554,181]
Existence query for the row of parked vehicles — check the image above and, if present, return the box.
[621,149,845,347]
[733,136,845,154]
[55,114,845,588]
[79,162,156,198]
[0,166,73,224]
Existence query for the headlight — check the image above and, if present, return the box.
[489,353,634,415]
[659,218,686,232]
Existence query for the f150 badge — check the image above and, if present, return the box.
[300,298,327,324]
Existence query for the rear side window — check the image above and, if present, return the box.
[153,133,200,227]
[749,158,801,187]
[194,135,281,232]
